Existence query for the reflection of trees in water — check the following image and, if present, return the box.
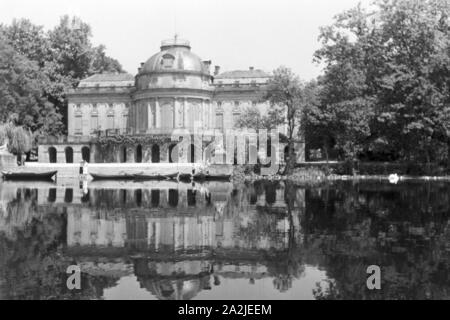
[0,191,118,299]
[233,181,306,293]
[304,181,450,300]
[0,181,449,299]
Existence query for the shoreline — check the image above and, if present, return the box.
[240,173,450,183]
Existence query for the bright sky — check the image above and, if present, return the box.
[0,0,372,80]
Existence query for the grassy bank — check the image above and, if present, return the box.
[232,162,450,184]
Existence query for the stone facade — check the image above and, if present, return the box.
[38,37,305,164]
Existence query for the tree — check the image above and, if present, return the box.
[90,45,124,74]
[314,0,450,164]
[0,37,63,135]
[0,119,33,164]
[264,67,304,174]
[0,16,125,136]
[234,105,272,131]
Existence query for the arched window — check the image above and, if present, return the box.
[265,184,276,205]
[65,147,73,163]
[82,147,90,162]
[187,190,196,206]
[64,188,73,203]
[168,189,178,207]
[189,144,195,163]
[47,188,56,203]
[169,144,178,163]
[136,145,142,163]
[151,144,160,163]
[135,189,142,207]
[120,146,127,163]
[284,145,290,163]
[48,147,57,163]
[81,191,90,203]
[151,190,160,207]
[161,54,175,68]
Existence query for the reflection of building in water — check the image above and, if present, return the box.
[0,182,306,300]
[62,182,304,252]
[133,258,270,300]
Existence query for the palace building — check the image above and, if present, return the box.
[37,37,305,164]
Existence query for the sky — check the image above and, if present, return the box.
[0,0,372,80]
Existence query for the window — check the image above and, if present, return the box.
[48,147,57,163]
[106,104,115,130]
[90,104,99,133]
[234,80,240,87]
[233,113,241,126]
[151,105,156,127]
[122,113,128,131]
[234,101,240,107]
[215,113,224,129]
[107,114,114,129]
[161,54,175,68]
[74,115,82,135]
[251,80,257,87]
[65,147,73,163]
[82,147,90,162]
[90,114,98,133]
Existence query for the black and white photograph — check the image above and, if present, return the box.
[0,0,449,305]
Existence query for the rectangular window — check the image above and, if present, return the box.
[90,114,99,133]
[107,114,115,129]
[215,113,224,129]
[123,114,128,131]
[74,116,82,135]
[233,113,241,127]
[150,105,156,128]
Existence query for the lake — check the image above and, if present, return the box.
[0,179,448,300]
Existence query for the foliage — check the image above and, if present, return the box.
[0,121,33,155]
[0,16,124,137]
[234,105,273,131]
[312,0,450,163]
[0,37,63,135]
[264,67,305,174]
[96,134,173,148]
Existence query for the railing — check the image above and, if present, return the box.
[67,86,134,95]
[161,38,190,47]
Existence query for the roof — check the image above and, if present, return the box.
[78,73,135,87]
[215,69,270,79]
[80,73,135,82]
[141,41,209,75]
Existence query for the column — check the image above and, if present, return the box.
[184,98,189,130]
[204,100,210,129]
[147,102,152,130]
[175,98,182,128]
[201,99,205,127]
[210,102,214,129]
[156,98,161,129]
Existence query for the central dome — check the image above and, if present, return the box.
[141,38,209,75]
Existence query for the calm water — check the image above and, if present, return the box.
[0,179,448,300]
